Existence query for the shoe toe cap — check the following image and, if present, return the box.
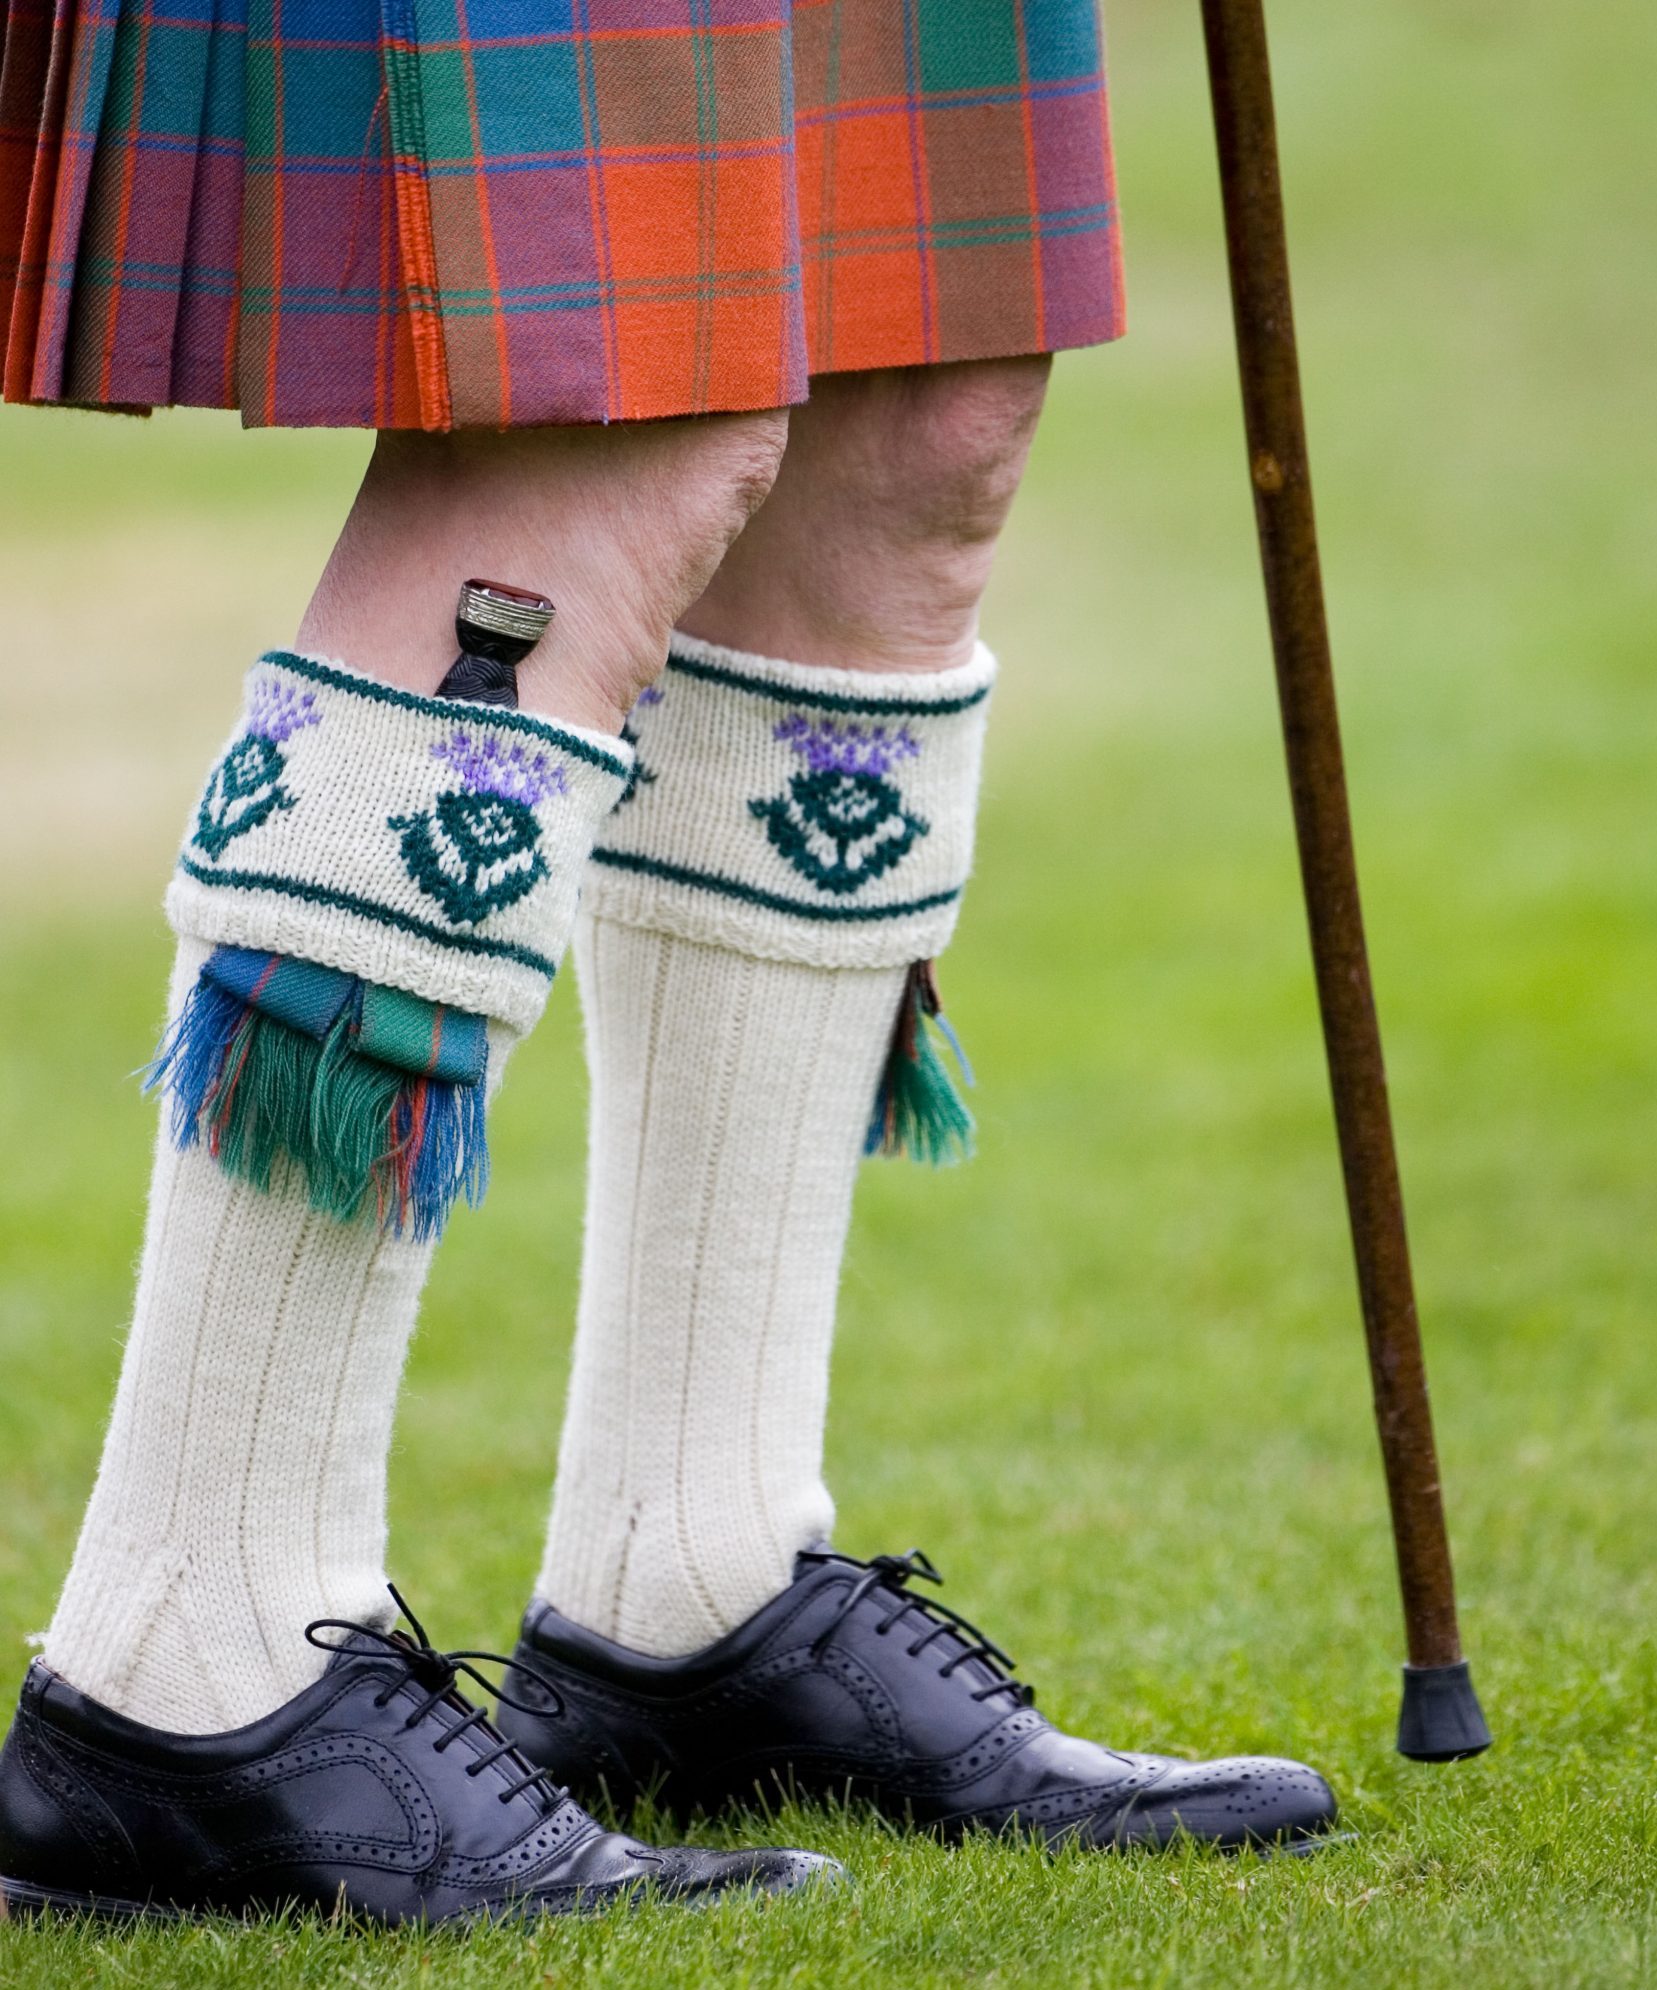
[1115,1754,1337,1849]
[661,1846,850,1899]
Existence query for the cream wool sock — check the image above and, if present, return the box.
[539,634,995,1656]
[538,920,904,1656]
[44,946,436,1732]
[46,656,629,1731]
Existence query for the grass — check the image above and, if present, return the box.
[2,1,1655,1982]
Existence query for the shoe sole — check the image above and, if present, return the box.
[0,1875,190,1925]
[0,1868,835,1928]
[0,1873,647,1927]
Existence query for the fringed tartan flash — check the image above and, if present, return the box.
[149,946,489,1240]
[865,960,975,1166]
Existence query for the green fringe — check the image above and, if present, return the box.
[864,962,975,1166]
[309,1016,406,1219]
[209,1008,397,1223]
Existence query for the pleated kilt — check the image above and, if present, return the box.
[0,1,1124,429]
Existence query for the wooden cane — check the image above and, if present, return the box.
[1198,0,1491,1759]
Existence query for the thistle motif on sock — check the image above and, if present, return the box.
[192,679,320,859]
[750,715,929,895]
[393,729,565,926]
[613,686,663,813]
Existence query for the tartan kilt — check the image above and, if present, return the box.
[0,0,1125,430]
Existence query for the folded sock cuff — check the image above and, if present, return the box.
[164,651,632,1035]
[586,632,996,968]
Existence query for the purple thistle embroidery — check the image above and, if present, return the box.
[751,713,929,894]
[396,731,558,925]
[773,715,922,779]
[246,679,320,745]
[430,730,567,808]
[636,685,665,708]
[192,680,317,856]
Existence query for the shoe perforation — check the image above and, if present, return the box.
[38,1724,438,1872]
[429,1799,599,1885]
[14,1724,132,1878]
[512,1567,1335,1857]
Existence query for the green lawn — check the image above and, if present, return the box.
[2,3,1655,1984]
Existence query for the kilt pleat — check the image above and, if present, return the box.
[0,0,1126,430]
[0,1,53,382]
[63,0,217,406]
[3,0,123,406]
[168,0,251,414]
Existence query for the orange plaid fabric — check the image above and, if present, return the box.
[1,0,1124,429]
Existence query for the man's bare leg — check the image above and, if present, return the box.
[684,358,1049,674]
[302,412,789,726]
[538,361,1051,1653]
[504,364,1339,1857]
[46,410,788,1732]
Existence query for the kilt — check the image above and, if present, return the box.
[0,1,1124,430]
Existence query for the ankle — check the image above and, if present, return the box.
[540,1505,804,1661]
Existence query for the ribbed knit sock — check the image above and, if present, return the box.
[538,634,994,1656]
[537,920,903,1655]
[45,946,435,1733]
[45,655,629,1732]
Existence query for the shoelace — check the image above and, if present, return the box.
[801,1548,1036,1708]
[304,1585,569,1811]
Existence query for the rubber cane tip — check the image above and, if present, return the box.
[1395,1658,1493,1762]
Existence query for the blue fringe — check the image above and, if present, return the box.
[393,1060,491,1243]
[927,1008,975,1088]
[143,976,250,1153]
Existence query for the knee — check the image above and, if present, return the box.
[611,407,788,650]
[895,358,1051,544]
[715,406,792,517]
[366,406,788,662]
[676,406,791,551]
[822,356,1051,552]
[376,404,787,547]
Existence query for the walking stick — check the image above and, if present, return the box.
[1198,0,1492,1760]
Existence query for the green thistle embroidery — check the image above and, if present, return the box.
[750,717,928,896]
[192,681,318,859]
[613,687,663,813]
[393,730,564,928]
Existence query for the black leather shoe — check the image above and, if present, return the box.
[0,1593,840,1923]
[499,1548,1339,1854]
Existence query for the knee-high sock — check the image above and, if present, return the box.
[44,944,434,1734]
[539,634,995,1656]
[44,935,429,1727]
[537,919,903,1656]
[46,656,630,1731]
